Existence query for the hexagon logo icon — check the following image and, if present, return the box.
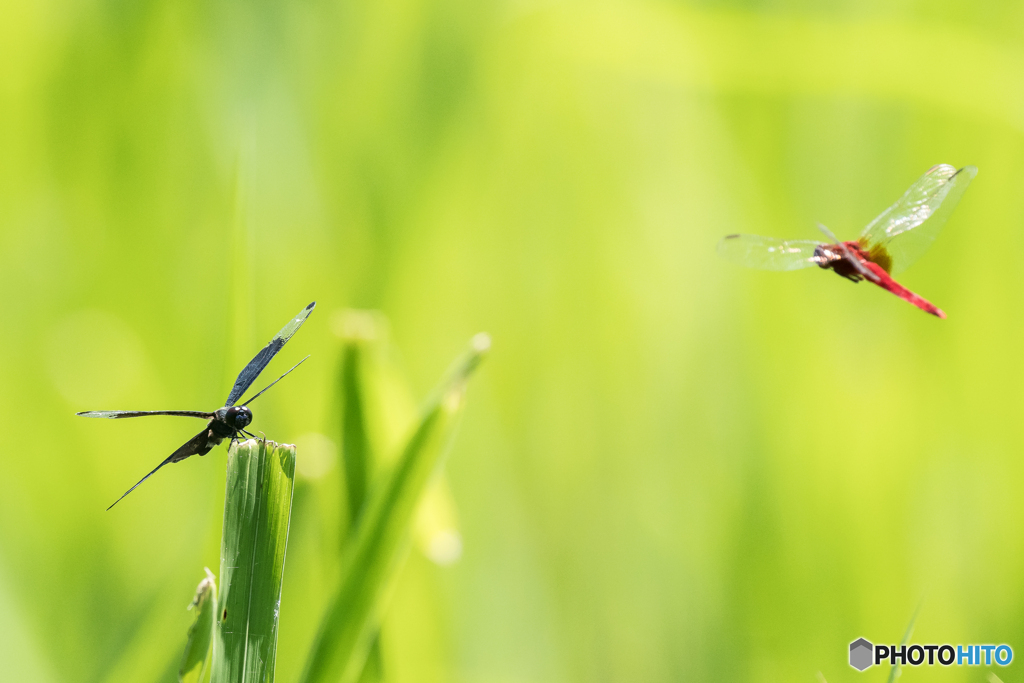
[849,638,873,671]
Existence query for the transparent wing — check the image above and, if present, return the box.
[859,164,977,275]
[224,301,316,407]
[77,410,213,419]
[717,234,823,271]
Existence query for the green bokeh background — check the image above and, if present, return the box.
[0,0,1020,681]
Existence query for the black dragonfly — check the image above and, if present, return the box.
[78,301,316,509]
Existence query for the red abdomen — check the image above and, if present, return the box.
[845,242,945,318]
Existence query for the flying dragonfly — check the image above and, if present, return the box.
[718,164,977,318]
[78,301,316,509]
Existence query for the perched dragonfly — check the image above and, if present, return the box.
[78,301,316,509]
[718,164,977,318]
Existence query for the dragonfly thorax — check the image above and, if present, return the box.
[813,241,878,282]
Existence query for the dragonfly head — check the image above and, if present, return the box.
[226,406,253,430]
[812,244,844,270]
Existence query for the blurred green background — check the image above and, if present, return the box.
[0,0,1021,681]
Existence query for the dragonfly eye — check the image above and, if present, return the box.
[812,244,840,269]
[230,407,252,429]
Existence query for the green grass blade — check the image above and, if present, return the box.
[299,333,490,683]
[341,340,372,525]
[885,602,921,683]
[212,439,297,683]
[355,647,384,683]
[338,326,384,682]
[179,568,217,683]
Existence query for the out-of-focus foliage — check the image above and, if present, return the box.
[0,0,1021,681]
[301,332,487,683]
[179,569,216,683]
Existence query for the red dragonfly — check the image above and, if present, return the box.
[718,164,977,318]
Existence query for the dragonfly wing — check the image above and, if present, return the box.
[77,410,213,419]
[106,427,212,510]
[717,234,823,271]
[239,356,309,406]
[224,301,316,407]
[859,164,977,275]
